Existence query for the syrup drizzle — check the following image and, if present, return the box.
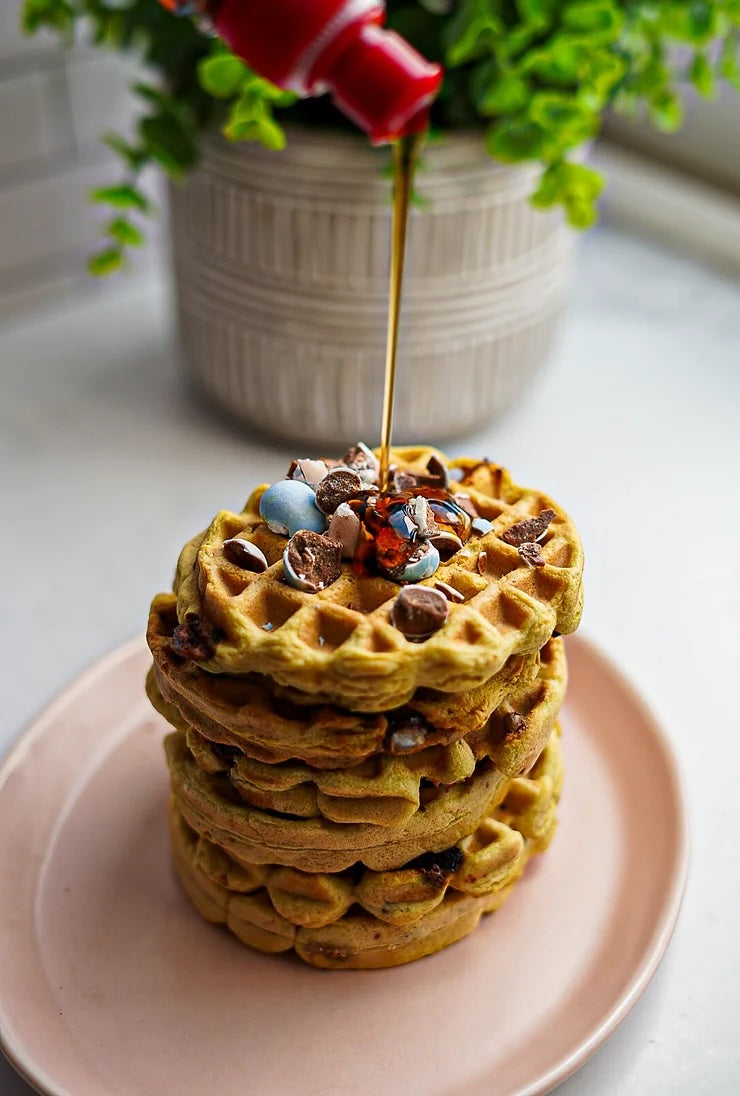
[378,131,425,493]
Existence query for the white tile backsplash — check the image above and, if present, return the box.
[0,13,149,315]
[65,52,142,151]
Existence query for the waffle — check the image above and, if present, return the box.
[163,640,565,828]
[147,593,541,768]
[165,730,513,873]
[169,729,562,969]
[172,447,583,711]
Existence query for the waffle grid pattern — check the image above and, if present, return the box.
[172,448,583,710]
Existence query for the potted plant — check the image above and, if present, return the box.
[23,1,740,444]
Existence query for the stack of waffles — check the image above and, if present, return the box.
[146,447,583,969]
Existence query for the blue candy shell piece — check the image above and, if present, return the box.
[259,480,327,537]
[397,543,441,583]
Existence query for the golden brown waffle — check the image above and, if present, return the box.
[165,730,513,873]
[169,729,562,969]
[162,639,565,828]
[171,447,583,710]
[147,593,541,768]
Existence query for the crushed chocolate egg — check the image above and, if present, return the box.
[518,542,545,568]
[454,494,479,519]
[341,442,380,485]
[425,454,449,487]
[315,469,363,515]
[471,517,493,536]
[503,712,527,737]
[414,846,464,886]
[386,710,430,752]
[223,537,268,573]
[326,503,362,559]
[391,585,449,641]
[288,458,330,488]
[407,495,436,538]
[434,580,465,604]
[430,530,463,560]
[171,614,220,662]
[385,541,440,584]
[283,530,342,593]
[502,508,556,547]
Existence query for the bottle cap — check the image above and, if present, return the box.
[326,24,442,144]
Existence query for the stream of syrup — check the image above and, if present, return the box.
[378,131,425,492]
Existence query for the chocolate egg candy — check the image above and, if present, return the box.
[259,480,327,537]
[289,458,330,488]
[391,585,450,641]
[282,530,342,593]
[395,542,440,583]
[327,503,362,558]
[223,538,268,572]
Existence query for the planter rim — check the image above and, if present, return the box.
[202,124,545,177]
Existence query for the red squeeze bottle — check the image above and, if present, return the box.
[160,0,443,144]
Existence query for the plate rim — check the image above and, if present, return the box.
[0,634,689,1096]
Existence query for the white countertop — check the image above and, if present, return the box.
[1,225,739,1095]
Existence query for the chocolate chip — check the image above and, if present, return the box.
[315,469,363,514]
[415,846,464,886]
[477,550,489,575]
[171,614,220,662]
[283,530,342,593]
[386,710,430,752]
[223,537,268,572]
[391,585,449,641]
[518,542,545,568]
[503,712,527,737]
[502,508,556,547]
[434,581,465,604]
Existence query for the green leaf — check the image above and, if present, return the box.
[522,36,584,83]
[529,92,598,144]
[470,61,530,114]
[516,0,559,30]
[139,114,198,177]
[444,0,505,67]
[197,53,249,99]
[562,1,624,44]
[565,196,598,229]
[21,0,74,36]
[107,218,145,247]
[719,34,740,89]
[648,89,684,132]
[487,118,549,161]
[87,248,124,277]
[102,133,147,173]
[90,184,150,213]
[689,51,716,96]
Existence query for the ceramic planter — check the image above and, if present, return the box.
[169,127,576,446]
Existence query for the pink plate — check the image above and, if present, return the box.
[0,636,687,1096]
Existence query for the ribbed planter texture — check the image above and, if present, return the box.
[169,127,576,447]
